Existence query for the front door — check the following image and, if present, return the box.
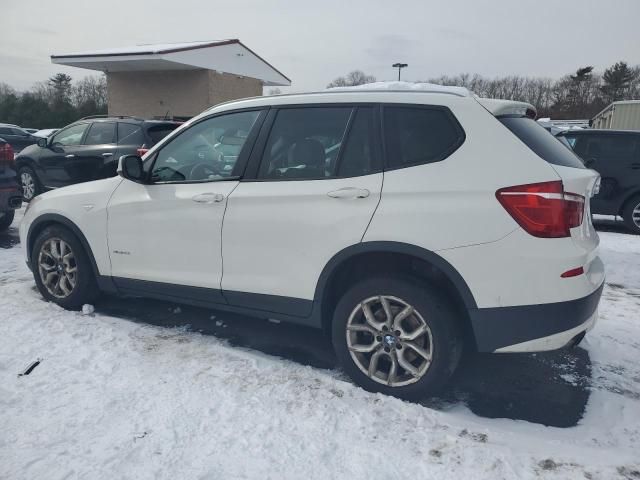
[69,122,119,183]
[40,123,91,188]
[107,109,265,301]
[221,106,383,315]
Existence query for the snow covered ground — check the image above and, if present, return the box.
[1,213,639,479]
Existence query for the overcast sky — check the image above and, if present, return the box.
[2,0,639,92]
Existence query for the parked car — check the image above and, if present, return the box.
[0,124,38,154]
[33,129,59,138]
[557,129,640,234]
[15,116,182,201]
[0,138,22,231]
[20,90,604,399]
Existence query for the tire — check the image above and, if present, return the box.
[31,225,99,309]
[18,165,41,202]
[331,275,463,400]
[622,195,640,235]
[0,210,15,231]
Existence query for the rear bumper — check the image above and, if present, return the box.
[470,282,604,353]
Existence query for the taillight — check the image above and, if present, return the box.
[0,143,14,170]
[137,144,149,157]
[496,181,585,238]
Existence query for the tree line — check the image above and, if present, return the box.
[328,61,640,119]
[0,73,107,129]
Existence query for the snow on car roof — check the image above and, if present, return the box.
[328,81,470,97]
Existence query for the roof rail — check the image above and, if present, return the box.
[79,114,143,121]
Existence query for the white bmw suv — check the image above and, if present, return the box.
[20,88,604,399]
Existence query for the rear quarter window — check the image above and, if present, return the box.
[146,124,180,146]
[499,117,585,168]
[383,106,465,169]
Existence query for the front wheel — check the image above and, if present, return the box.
[622,195,640,235]
[332,276,462,400]
[0,210,15,231]
[32,225,99,309]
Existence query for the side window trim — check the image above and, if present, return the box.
[146,108,267,185]
[380,103,466,171]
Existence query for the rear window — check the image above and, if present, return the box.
[146,124,180,145]
[499,117,585,169]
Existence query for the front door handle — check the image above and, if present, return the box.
[102,153,113,157]
[191,192,224,204]
[65,154,75,158]
[631,163,640,170]
[327,187,370,199]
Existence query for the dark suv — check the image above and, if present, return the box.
[15,116,181,201]
[558,129,640,233]
[0,138,22,231]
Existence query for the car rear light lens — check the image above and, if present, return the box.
[0,143,15,170]
[496,181,585,238]
[561,267,584,278]
[137,144,149,157]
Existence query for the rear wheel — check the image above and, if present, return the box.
[0,210,15,231]
[18,166,41,202]
[622,195,640,235]
[32,225,99,309]
[332,276,462,400]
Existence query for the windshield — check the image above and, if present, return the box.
[499,116,585,168]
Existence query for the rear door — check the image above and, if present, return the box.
[221,105,383,315]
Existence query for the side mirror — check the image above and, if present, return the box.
[118,155,145,182]
[37,137,48,148]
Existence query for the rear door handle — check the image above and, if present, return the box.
[327,187,370,199]
[191,192,224,204]
[102,153,113,157]
[65,154,75,158]
[631,163,640,170]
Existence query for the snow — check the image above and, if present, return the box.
[328,81,470,97]
[53,40,234,58]
[1,219,639,478]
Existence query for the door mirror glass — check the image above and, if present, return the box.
[118,155,145,182]
[37,137,48,148]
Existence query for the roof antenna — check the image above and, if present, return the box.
[164,110,170,120]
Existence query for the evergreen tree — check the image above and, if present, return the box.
[600,61,637,102]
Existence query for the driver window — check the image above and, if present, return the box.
[151,111,260,183]
[52,123,89,147]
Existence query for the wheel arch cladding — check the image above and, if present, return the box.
[313,241,478,345]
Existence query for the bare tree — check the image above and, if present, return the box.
[327,70,376,88]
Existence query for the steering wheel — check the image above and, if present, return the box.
[189,162,220,181]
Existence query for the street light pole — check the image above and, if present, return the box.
[392,63,408,81]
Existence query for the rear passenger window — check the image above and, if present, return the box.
[383,106,464,169]
[258,107,351,180]
[118,123,144,146]
[83,122,115,145]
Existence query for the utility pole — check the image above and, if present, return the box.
[392,63,408,81]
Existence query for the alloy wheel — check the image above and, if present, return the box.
[633,202,640,229]
[346,295,434,387]
[21,172,35,200]
[38,238,77,298]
